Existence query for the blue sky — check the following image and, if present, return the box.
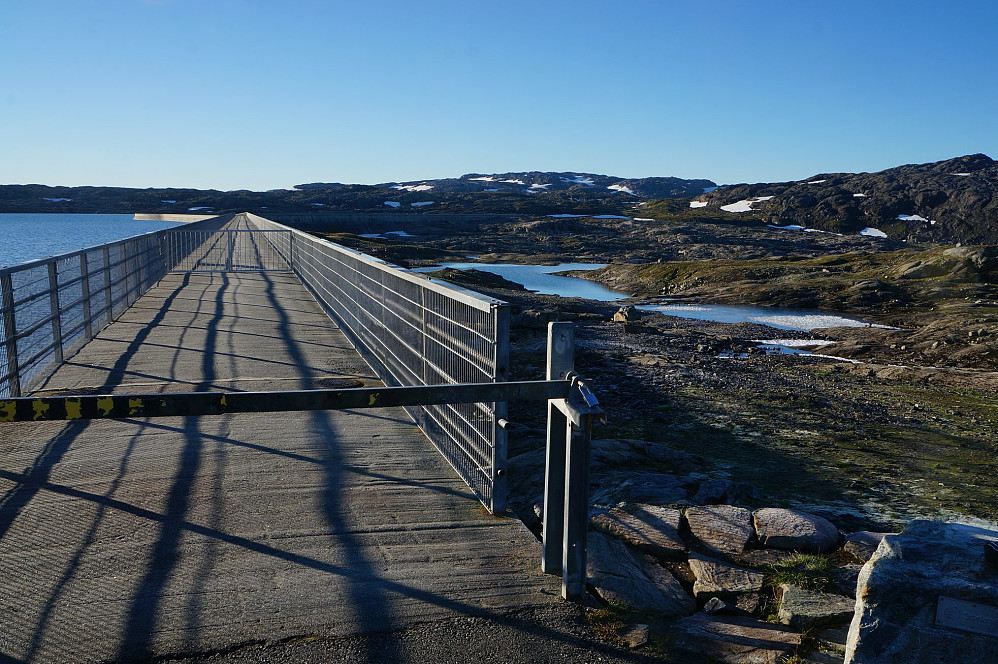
[1,1,995,190]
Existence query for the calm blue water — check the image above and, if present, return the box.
[0,214,183,269]
[417,262,627,301]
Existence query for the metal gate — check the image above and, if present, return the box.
[162,230,292,272]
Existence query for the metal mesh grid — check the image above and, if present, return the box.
[162,230,291,272]
[244,213,510,512]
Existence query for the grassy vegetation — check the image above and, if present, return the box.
[763,554,834,592]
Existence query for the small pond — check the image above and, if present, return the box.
[422,262,886,331]
[415,262,626,301]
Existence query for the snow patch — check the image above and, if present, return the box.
[753,338,836,348]
[608,184,636,195]
[689,200,709,209]
[392,183,434,192]
[720,196,773,213]
[410,201,434,207]
[42,197,71,202]
[311,203,325,206]
[383,201,401,208]
[853,193,867,198]
[860,227,888,238]
[501,179,525,185]
[951,172,972,176]
[805,180,827,184]
[188,206,212,211]
[897,214,930,223]
[161,200,177,204]
[560,175,595,186]
[633,217,654,222]
[530,183,552,189]
[468,176,496,182]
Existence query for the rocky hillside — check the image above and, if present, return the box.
[687,154,997,244]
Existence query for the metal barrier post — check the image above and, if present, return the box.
[47,262,64,364]
[226,230,234,271]
[562,405,593,600]
[542,322,574,574]
[80,253,93,339]
[1,274,21,397]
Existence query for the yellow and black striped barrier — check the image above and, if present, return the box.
[0,380,572,423]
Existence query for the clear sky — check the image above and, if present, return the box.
[1,1,996,190]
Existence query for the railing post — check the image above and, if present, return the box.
[562,403,593,600]
[102,246,113,322]
[226,230,234,271]
[490,302,511,514]
[288,230,295,271]
[48,262,64,364]
[80,252,93,339]
[1,273,21,397]
[542,322,574,575]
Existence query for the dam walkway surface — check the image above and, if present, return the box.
[0,266,559,662]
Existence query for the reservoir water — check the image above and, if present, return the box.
[0,213,184,269]
[428,261,883,331]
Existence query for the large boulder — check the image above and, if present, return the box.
[586,531,695,616]
[843,531,893,562]
[844,519,998,664]
[590,504,686,560]
[686,505,755,555]
[753,508,842,553]
[672,613,800,664]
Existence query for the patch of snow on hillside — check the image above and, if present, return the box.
[468,176,496,182]
[162,200,177,204]
[860,227,888,238]
[392,183,434,192]
[853,193,867,197]
[721,196,773,213]
[411,201,434,207]
[560,175,595,186]
[530,183,552,189]
[897,214,930,223]
[608,184,636,195]
[633,217,654,222]
[754,339,836,348]
[951,172,972,176]
[384,201,401,208]
[311,203,324,206]
[703,186,720,193]
[188,206,212,211]
[501,179,525,185]
[805,180,827,184]
[43,197,71,202]
[768,224,843,236]
[689,200,709,208]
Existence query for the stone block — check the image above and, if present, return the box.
[688,552,764,602]
[590,504,686,560]
[778,584,856,631]
[686,504,755,555]
[672,613,800,664]
[753,507,842,553]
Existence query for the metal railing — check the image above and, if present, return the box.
[162,229,292,272]
[243,213,512,513]
[0,217,226,398]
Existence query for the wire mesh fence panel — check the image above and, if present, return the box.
[244,213,510,512]
[162,230,292,272]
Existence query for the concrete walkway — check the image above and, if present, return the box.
[0,268,557,662]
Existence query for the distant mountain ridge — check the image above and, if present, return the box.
[297,171,716,199]
[690,154,998,244]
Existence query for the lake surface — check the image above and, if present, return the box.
[0,214,183,269]
[417,262,627,301]
[427,262,883,331]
